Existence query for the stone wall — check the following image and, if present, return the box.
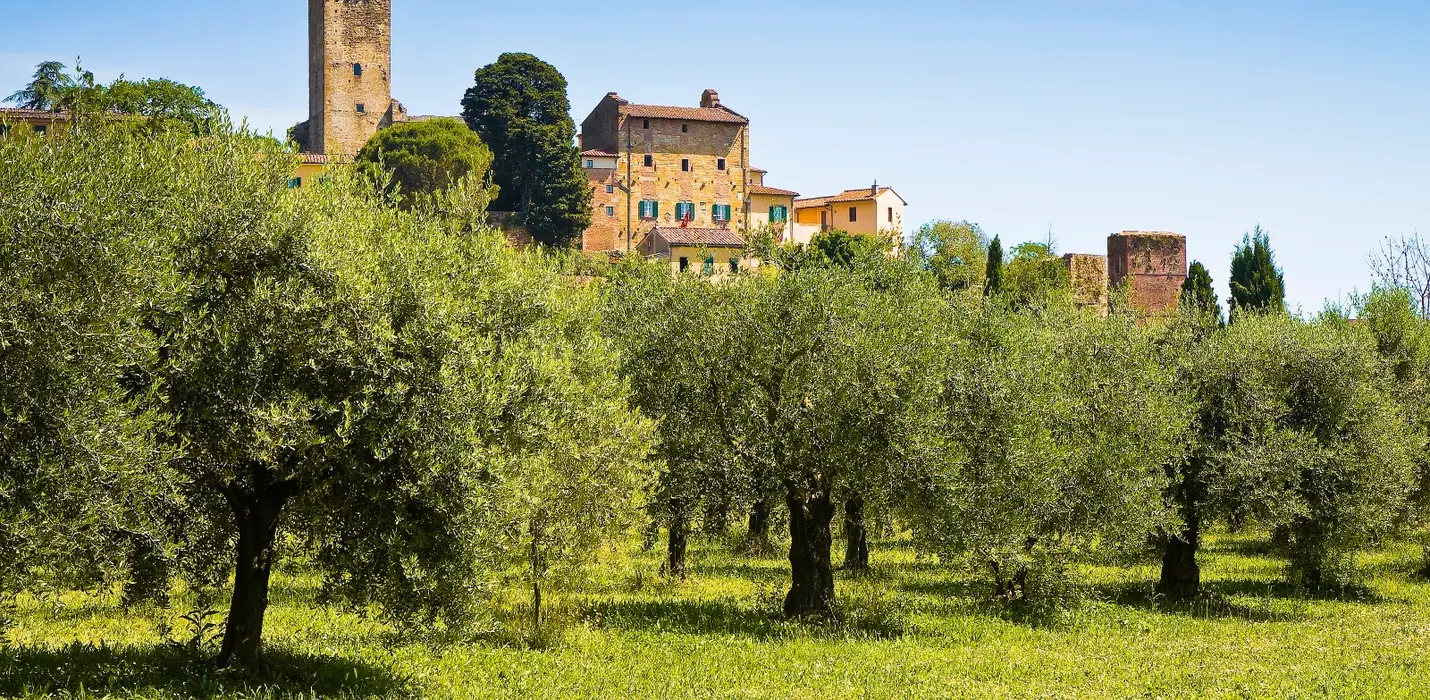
[1064,254,1109,316]
[309,0,393,156]
[1107,231,1187,316]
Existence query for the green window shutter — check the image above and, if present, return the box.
[653,201,660,218]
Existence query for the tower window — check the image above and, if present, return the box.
[606,185,614,194]
[353,63,362,76]
[681,159,690,172]
[643,154,654,167]
[681,124,688,133]
[717,158,726,171]
[356,103,366,113]
[642,119,650,129]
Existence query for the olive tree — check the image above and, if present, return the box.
[907,301,1190,605]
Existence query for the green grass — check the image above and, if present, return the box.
[4,533,1429,699]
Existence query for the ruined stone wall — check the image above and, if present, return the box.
[1107,231,1187,316]
[1064,254,1109,316]
[309,0,393,156]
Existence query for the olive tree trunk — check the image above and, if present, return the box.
[842,493,869,571]
[1157,467,1202,599]
[666,505,688,579]
[217,490,287,672]
[783,484,835,616]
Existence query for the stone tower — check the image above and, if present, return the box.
[1107,231,1188,316]
[307,0,399,156]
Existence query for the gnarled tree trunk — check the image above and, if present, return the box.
[746,498,771,551]
[666,504,688,579]
[1157,466,1202,599]
[217,490,287,672]
[842,492,869,571]
[783,483,835,616]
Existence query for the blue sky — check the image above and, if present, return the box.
[5,0,1427,311]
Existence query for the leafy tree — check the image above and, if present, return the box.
[1180,261,1222,323]
[355,118,495,207]
[461,53,590,247]
[2,125,648,671]
[1229,226,1286,316]
[907,300,1189,607]
[100,77,225,135]
[912,220,989,293]
[1001,242,1070,309]
[4,60,74,110]
[984,236,1004,297]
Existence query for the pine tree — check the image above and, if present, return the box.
[984,236,1004,297]
[1181,260,1222,322]
[1228,226,1286,317]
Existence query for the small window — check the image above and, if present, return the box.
[0,124,10,137]
[717,158,726,171]
[769,205,787,223]
[682,124,688,133]
[711,204,732,222]
[643,154,654,167]
[888,207,894,223]
[606,185,614,194]
[675,202,695,222]
[639,200,659,219]
[288,177,302,189]
[643,119,650,129]
[729,258,740,274]
[605,206,615,217]
[679,257,690,272]
[702,256,715,275]
[681,159,690,172]
[849,206,858,222]
[585,160,594,168]
[354,63,363,76]
[34,125,47,135]
[356,103,366,113]
[820,211,828,227]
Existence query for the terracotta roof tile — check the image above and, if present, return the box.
[749,184,799,197]
[297,153,354,164]
[793,196,831,209]
[623,104,748,124]
[580,149,620,158]
[797,187,908,206]
[0,107,67,119]
[653,227,747,247]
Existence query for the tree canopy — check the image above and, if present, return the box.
[355,118,496,206]
[1229,226,1286,316]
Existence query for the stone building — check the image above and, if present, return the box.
[292,0,407,157]
[576,89,799,255]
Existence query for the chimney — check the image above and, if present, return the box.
[701,89,720,108]
[872,179,879,197]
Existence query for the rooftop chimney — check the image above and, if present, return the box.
[700,89,721,108]
[872,180,879,197]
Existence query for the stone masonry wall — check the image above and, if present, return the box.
[1064,253,1109,316]
[310,0,392,156]
[1107,231,1187,316]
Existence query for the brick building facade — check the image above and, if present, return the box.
[1106,231,1188,315]
[294,0,407,157]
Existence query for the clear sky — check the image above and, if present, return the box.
[4,0,1426,311]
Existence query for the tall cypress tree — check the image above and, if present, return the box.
[984,236,1004,297]
[1228,226,1286,317]
[1181,260,1222,322]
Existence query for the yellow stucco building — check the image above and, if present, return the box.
[792,185,908,250]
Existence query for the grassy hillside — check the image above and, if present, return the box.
[3,533,1428,699]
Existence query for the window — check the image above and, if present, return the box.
[820,211,828,230]
[849,206,858,222]
[712,204,732,222]
[288,177,302,189]
[605,206,615,217]
[675,201,695,222]
[34,125,47,136]
[729,258,740,274]
[606,184,614,194]
[702,256,715,276]
[682,124,688,133]
[585,160,594,168]
[681,159,690,172]
[0,124,9,137]
[679,257,690,272]
[643,154,653,167]
[888,207,894,223]
[353,63,362,76]
[643,119,650,129]
[639,200,659,219]
[717,158,726,171]
[356,103,366,113]
[769,205,788,223]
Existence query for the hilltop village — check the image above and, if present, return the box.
[0,0,1190,315]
